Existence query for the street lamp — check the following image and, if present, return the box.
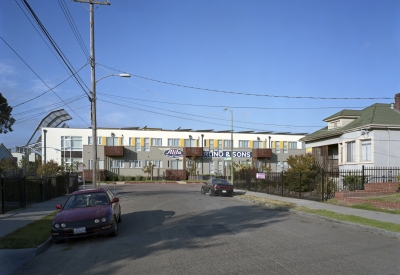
[91,73,131,188]
[223,108,234,185]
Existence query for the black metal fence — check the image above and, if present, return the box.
[233,166,400,202]
[0,173,79,214]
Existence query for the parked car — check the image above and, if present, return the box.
[201,178,233,196]
[51,188,121,243]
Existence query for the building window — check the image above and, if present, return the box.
[170,159,182,169]
[218,140,222,150]
[144,138,150,152]
[301,142,305,149]
[133,160,142,168]
[361,140,371,161]
[276,161,281,172]
[253,141,262,149]
[111,160,124,168]
[209,161,214,174]
[289,142,297,149]
[224,140,232,148]
[275,142,280,154]
[283,141,288,154]
[239,140,249,148]
[152,138,162,146]
[346,141,356,162]
[135,138,141,151]
[88,136,101,145]
[209,139,214,149]
[146,160,162,168]
[168,139,180,146]
[106,137,118,146]
[184,139,196,147]
[218,160,223,174]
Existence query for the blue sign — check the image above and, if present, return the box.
[203,150,252,158]
[164,149,184,158]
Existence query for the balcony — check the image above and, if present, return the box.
[183,147,203,157]
[104,146,124,157]
[252,148,272,158]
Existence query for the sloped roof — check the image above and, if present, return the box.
[301,104,400,142]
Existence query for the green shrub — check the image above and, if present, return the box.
[343,173,364,191]
[117,175,125,181]
[125,176,132,181]
[135,175,141,181]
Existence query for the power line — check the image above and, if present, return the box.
[97,63,393,100]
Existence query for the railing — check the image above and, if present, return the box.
[0,174,79,214]
[233,166,400,202]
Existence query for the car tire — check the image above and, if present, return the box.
[201,187,205,194]
[109,219,118,237]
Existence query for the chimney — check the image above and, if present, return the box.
[395,93,400,111]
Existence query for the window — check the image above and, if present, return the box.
[144,138,150,152]
[275,142,280,153]
[347,141,356,162]
[111,160,124,168]
[168,139,180,146]
[146,160,162,168]
[209,139,214,149]
[184,139,196,147]
[171,159,182,169]
[133,160,141,168]
[253,141,262,148]
[289,142,297,149]
[276,161,281,172]
[283,161,288,170]
[361,140,371,161]
[218,140,222,150]
[224,140,232,148]
[135,138,141,151]
[283,141,288,154]
[152,138,162,146]
[106,137,118,146]
[209,161,214,174]
[239,140,249,148]
[301,142,305,149]
[218,160,223,174]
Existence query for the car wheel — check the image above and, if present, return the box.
[201,187,205,194]
[109,219,118,237]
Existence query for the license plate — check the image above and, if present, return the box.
[222,190,227,193]
[73,227,86,234]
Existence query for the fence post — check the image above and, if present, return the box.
[41,177,44,202]
[321,169,325,202]
[299,172,302,199]
[362,165,365,189]
[23,177,27,209]
[1,177,4,214]
[281,171,284,197]
[255,178,258,192]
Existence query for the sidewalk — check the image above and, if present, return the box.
[1,188,400,275]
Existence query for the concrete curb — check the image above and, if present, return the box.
[233,195,400,239]
[32,237,53,259]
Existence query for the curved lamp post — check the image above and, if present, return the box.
[91,73,131,188]
[223,108,234,185]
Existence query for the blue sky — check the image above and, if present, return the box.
[1,0,400,149]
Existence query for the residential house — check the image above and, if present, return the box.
[300,93,400,171]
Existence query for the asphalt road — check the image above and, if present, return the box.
[11,184,400,275]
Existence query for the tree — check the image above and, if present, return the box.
[187,156,197,179]
[142,162,155,180]
[286,153,316,172]
[0,157,18,177]
[37,160,62,177]
[285,154,321,192]
[0,93,16,134]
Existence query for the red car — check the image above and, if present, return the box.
[201,178,234,196]
[51,188,121,243]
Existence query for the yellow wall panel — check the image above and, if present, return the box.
[140,138,144,146]
[206,139,209,147]
[280,141,284,149]
[272,141,276,148]
[101,137,106,145]
[249,140,253,148]
[214,139,218,148]
[131,137,135,146]
[262,141,266,148]
[306,147,312,154]
[118,137,121,146]
[150,138,152,146]
[180,139,184,147]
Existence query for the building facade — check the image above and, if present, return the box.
[301,94,400,171]
[42,127,306,180]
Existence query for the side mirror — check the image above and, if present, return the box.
[111,197,119,203]
[56,204,62,210]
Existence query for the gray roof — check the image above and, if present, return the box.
[301,103,400,142]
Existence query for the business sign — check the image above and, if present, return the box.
[164,149,184,158]
[256,173,265,179]
[203,150,252,158]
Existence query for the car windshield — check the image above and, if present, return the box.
[212,179,231,185]
[63,192,109,210]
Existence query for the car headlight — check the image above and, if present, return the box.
[61,223,66,228]
[54,223,60,228]
[95,219,100,223]
[101,217,107,222]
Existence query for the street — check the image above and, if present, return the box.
[11,184,400,275]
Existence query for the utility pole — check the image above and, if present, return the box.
[73,0,110,188]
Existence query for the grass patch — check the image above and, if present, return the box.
[325,198,400,215]
[0,211,57,249]
[363,193,400,203]
[239,195,400,233]
[294,206,400,233]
